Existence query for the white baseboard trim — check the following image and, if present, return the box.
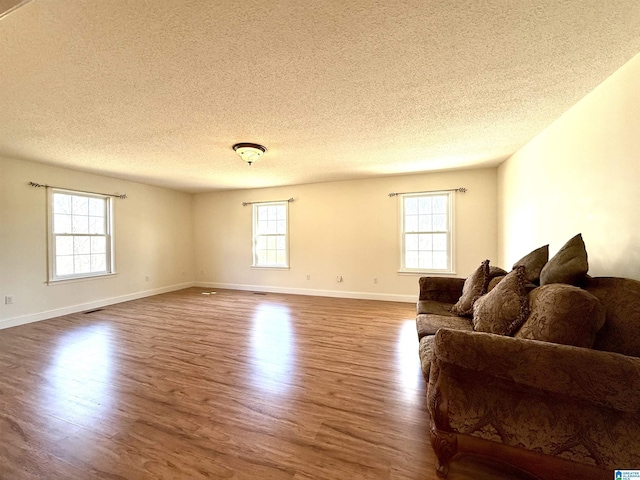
[0,282,195,330]
[195,282,415,303]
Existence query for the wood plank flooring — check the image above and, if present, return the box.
[0,288,528,479]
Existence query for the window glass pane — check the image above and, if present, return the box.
[54,214,72,234]
[91,236,106,254]
[56,256,74,276]
[419,252,432,269]
[276,220,286,234]
[433,233,447,250]
[418,234,432,250]
[257,236,267,249]
[433,214,447,232]
[74,236,90,255]
[72,196,89,216]
[433,196,447,213]
[276,236,285,250]
[418,197,431,214]
[433,252,448,269]
[89,216,105,234]
[88,198,105,217]
[53,194,72,214]
[74,255,91,274]
[418,215,432,232]
[276,252,286,265]
[267,236,277,249]
[276,206,286,220]
[257,251,267,264]
[267,250,277,264]
[405,234,418,251]
[72,215,89,234]
[405,215,418,233]
[56,236,74,256]
[404,197,418,215]
[91,254,106,272]
[406,251,418,268]
[267,206,277,219]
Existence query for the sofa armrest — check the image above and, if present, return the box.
[418,277,465,303]
[433,328,640,414]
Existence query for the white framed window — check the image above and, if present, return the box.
[48,188,114,282]
[252,201,289,268]
[399,191,453,273]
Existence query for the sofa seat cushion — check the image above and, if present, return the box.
[418,335,435,379]
[515,284,605,348]
[417,300,457,316]
[417,313,473,339]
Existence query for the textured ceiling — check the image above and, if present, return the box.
[1,1,639,193]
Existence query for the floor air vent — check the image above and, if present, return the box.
[83,308,104,314]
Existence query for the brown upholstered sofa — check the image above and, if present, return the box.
[416,235,640,480]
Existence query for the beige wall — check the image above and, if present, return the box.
[498,52,640,280]
[0,156,194,327]
[193,168,497,301]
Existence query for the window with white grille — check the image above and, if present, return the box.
[252,201,289,268]
[48,189,114,282]
[400,191,453,273]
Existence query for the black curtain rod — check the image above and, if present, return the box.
[28,182,127,199]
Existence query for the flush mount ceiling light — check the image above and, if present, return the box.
[233,143,266,166]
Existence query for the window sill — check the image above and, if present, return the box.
[47,272,118,285]
[398,270,456,276]
[251,266,290,271]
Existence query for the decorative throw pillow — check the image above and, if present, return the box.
[487,275,505,292]
[473,266,529,335]
[451,260,490,317]
[513,244,549,284]
[488,265,508,280]
[539,234,588,286]
[515,284,606,348]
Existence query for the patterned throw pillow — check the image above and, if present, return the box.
[473,266,530,335]
[451,260,490,317]
[515,284,606,348]
[539,234,588,286]
[513,244,549,284]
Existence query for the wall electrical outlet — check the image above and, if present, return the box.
[145,275,149,282]
[336,275,343,282]
[373,277,378,284]
[306,274,311,280]
[5,295,14,305]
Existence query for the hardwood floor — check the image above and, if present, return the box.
[0,288,528,479]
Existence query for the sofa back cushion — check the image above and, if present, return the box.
[585,277,640,357]
[515,284,605,348]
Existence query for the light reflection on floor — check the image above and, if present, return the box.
[250,303,295,395]
[396,319,423,404]
[44,324,113,425]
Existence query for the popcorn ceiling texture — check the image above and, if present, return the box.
[0,0,639,192]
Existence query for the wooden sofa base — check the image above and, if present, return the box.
[430,426,609,480]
